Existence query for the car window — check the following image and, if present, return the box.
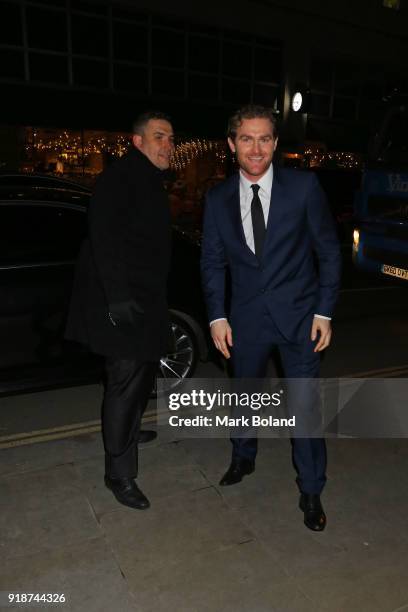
[0,203,87,266]
[0,174,90,192]
[0,184,90,205]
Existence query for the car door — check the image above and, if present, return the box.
[0,201,87,373]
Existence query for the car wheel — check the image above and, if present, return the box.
[152,315,198,397]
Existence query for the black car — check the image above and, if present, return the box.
[0,174,210,396]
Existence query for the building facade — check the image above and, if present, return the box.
[1,0,407,162]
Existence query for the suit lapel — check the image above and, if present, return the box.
[264,166,286,251]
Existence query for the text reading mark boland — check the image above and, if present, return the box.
[169,415,295,427]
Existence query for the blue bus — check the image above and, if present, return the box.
[353,102,408,282]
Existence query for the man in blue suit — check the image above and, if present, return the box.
[201,105,341,531]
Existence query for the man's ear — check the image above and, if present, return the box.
[227,137,236,154]
[273,137,278,151]
[132,134,142,150]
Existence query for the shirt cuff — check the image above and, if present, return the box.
[210,318,227,327]
[314,314,331,320]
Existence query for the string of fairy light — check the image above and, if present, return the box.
[172,139,226,170]
[25,130,227,170]
[25,131,130,158]
[25,130,361,170]
[304,148,362,168]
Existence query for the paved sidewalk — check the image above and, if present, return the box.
[1,389,408,611]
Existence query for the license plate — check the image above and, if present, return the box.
[382,264,408,280]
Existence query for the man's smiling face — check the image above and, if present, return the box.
[132,119,174,170]
[228,117,278,182]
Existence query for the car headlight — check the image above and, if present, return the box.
[353,229,360,249]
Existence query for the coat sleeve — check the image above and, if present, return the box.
[200,191,228,322]
[306,173,342,317]
[88,168,131,305]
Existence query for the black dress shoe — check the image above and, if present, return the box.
[104,476,150,510]
[138,430,157,444]
[299,493,326,531]
[219,459,255,486]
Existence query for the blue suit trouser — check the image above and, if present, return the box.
[231,314,326,495]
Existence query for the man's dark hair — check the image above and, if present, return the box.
[227,104,278,140]
[132,110,172,135]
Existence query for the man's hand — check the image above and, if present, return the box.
[311,317,332,352]
[211,320,233,359]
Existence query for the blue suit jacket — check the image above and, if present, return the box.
[200,166,342,345]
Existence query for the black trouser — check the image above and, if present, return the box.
[102,358,157,479]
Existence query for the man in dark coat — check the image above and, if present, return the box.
[65,111,174,509]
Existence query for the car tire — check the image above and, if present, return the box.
[152,314,199,397]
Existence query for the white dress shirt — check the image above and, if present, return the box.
[210,163,330,325]
[240,163,273,254]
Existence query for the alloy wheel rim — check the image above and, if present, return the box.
[154,321,195,395]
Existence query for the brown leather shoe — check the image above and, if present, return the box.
[299,493,326,531]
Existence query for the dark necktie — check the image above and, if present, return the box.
[251,184,266,258]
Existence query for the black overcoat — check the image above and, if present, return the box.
[65,147,171,361]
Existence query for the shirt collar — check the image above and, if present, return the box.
[239,163,273,198]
